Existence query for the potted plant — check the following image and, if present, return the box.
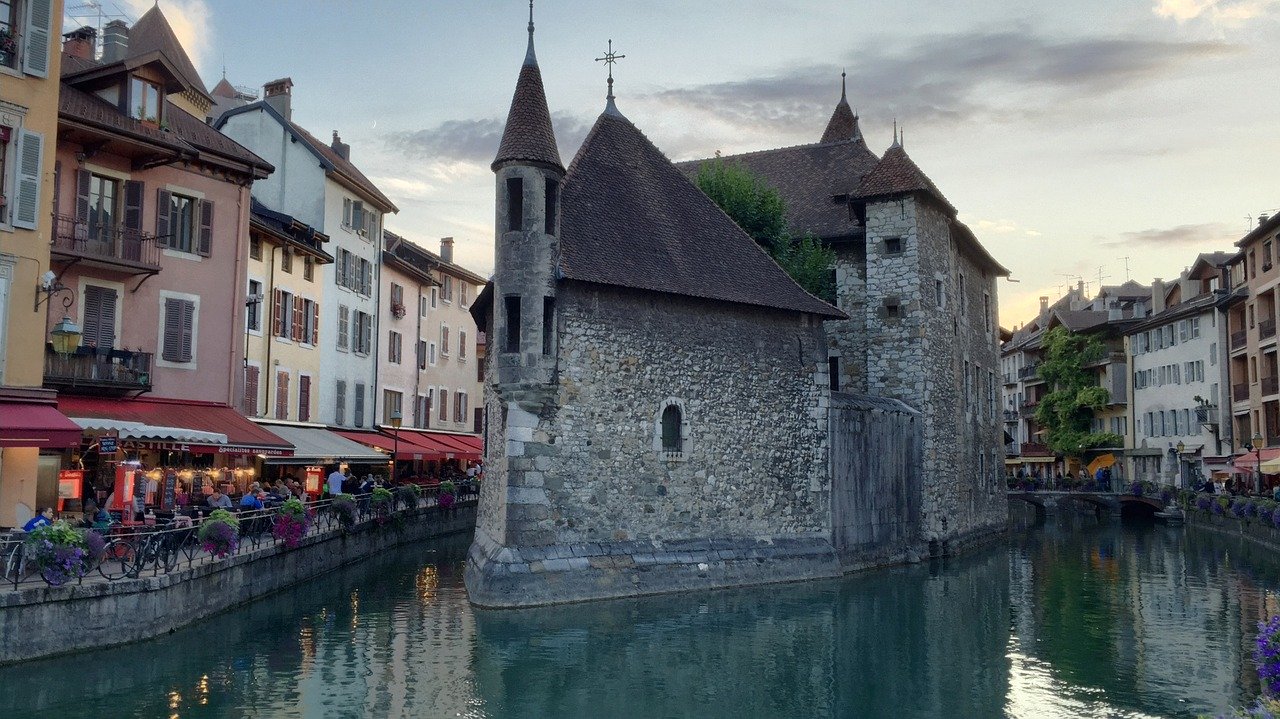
[272,498,312,549]
[394,483,422,510]
[198,509,240,558]
[25,521,92,586]
[371,487,394,525]
[438,480,456,510]
[391,302,407,319]
[332,493,358,530]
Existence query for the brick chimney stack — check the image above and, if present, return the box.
[263,77,294,121]
[440,237,454,264]
[1151,278,1166,314]
[330,130,351,161]
[62,26,95,59]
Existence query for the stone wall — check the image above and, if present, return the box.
[827,240,868,394]
[0,504,476,665]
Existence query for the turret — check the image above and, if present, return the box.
[492,3,564,395]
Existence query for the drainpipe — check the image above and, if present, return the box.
[229,183,248,412]
[264,244,279,415]
[371,233,382,428]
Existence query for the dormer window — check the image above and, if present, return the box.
[129,76,164,125]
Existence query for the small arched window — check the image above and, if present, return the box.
[661,405,682,453]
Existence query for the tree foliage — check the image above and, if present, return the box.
[695,160,837,303]
[1033,326,1123,457]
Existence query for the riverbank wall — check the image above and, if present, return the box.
[0,503,476,665]
[1186,509,1280,551]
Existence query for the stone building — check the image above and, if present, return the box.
[679,78,1011,550]
[466,15,848,606]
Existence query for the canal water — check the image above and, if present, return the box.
[2,511,1278,718]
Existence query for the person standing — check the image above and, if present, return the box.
[327,466,345,498]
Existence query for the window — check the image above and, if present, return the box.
[959,274,967,317]
[504,296,521,352]
[249,234,262,260]
[884,298,900,319]
[454,391,464,423]
[353,383,365,427]
[441,325,450,356]
[302,299,318,345]
[442,275,454,303]
[244,365,259,416]
[281,249,293,274]
[298,375,311,422]
[460,330,468,360]
[545,178,559,235]
[417,339,427,370]
[304,255,314,281]
[1267,241,1275,271]
[247,280,262,332]
[353,311,373,355]
[415,394,429,428]
[461,283,469,308]
[129,76,163,124]
[542,296,554,355]
[829,357,840,391]
[156,191,211,256]
[884,237,902,255]
[661,404,683,454]
[361,258,372,296]
[391,283,404,311]
[429,342,438,365]
[273,289,293,339]
[337,305,350,350]
[86,173,119,245]
[438,389,449,422]
[430,287,438,309]
[934,279,944,309]
[275,371,290,420]
[506,177,523,231]
[1251,250,1258,279]
[82,284,118,348]
[161,297,195,363]
[419,295,429,317]
[335,380,347,425]
[0,1,17,69]
[983,292,992,333]
[384,390,403,425]
[389,331,402,364]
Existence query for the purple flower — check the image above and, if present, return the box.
[1258,617,1280,697]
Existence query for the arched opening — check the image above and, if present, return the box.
[661,405,682,453]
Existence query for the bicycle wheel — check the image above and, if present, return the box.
[98,539,137,580]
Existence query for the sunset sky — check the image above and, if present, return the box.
[71,0,1280,327]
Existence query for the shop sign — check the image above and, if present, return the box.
[99,437,117,453]
[220,446,293,456]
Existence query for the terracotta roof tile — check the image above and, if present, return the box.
[492,58,563,172]
[854,144,955,214]
[58,84,183,150]
[127,6,210,100]
[164,101,272,172]
[559,110,843,319]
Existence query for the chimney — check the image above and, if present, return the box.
[330,131,351,162]
[1151,278,1165,314]
[1039,296,1049,316]
[101,20,128,63]
[1262,213,1272,227]
[263,77,294,121]
[440,237,454,264]
[62,26,95,60]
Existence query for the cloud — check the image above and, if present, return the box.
[1154,0,1280,26]
[383,113,592,165]
[1110,221,1239,247]
[642,30,1235,141]
[118,0,213,80]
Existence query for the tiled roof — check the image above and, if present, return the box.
[60,53,97,75]
[250,197,331,261]
[384,230,488,286]
[853,143,956,214]
[559,109,844,319]
[164,100,272,173]
[676,139,880,242]
[1050,309,1111,333]
[1099,280,1151,299]
[210,77,238,98]
[59,84,183,150]
[492,41,563,172]
[126,6,211,100]
[819,79,861,144]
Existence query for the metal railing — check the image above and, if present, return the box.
[1,487,477,591]
[1265,376,1280,397]
[1231,330,1248,350]
[50,214,162,270]
[1263,319,1278,341]
[1234,383,1251,402]
[44,346,152,392]
[1017,364,1039,380]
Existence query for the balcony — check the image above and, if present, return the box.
[1234,383,1250,402]
[1264,320,1278,341]
[1002,409,1019,422]
[1020,401,1039,419]
[1265,376,1280,397]
[1017,364,1039,381]
[49,214,162,275]
[1231,330,1248,351]
[44,346,152,395]
[1002,372,1017,386]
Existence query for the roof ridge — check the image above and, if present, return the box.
[675,136,876,166]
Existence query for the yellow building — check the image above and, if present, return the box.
[1,0,78,527]
[242,198,332,422]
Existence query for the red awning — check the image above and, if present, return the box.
[57,396,293,455]
[1235,448,1280,465]
[331,429,413,460]
[424,433,481,460]
[366,428,481,460]
[0,401,82,448]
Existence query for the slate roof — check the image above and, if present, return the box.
[853,143,956,214]
[1099,280,1151,300]
[384,230,487,286]
[250,197,331,262]
[819,79,861,144]
[492,35,563,172]
[127,6,210,100]
[558,109,844,319]
[1049,309,1112,333]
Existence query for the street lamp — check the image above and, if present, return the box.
[390,410,403,482]
[1254,433,1266,495]
[1175,441,1186,490]
[49,313,82,355]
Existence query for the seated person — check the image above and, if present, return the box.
[82,501,112,530]
[239,490,265,510]
[22,507,54,532]
[206,490,233,510]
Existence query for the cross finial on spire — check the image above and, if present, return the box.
[528,0,534,35]
[523,0,538,66]
[595,39,626,113]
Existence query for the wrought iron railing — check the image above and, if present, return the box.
[1263,319,1278,341]
[1,487,477,590]
[1018,364,1039,380]
[44,346,153,392]
[1234,383,1250,402]
[1231,330,1248,350]
[1264,376,1280,397]
[50,214,162,270]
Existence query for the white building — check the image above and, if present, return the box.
[216,78,397,428]
[1125,254,1233,488]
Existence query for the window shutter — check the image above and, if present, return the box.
[335,381,346,425]
[363,259,373,296]
[363,314,372,353]
[338,305,349,349]
[155,189,172,247]
[74,168,91,224]
[311,301,320,345]
[85,286,118,348]
[197,199,214,256]
[245,365,259,415]
[12,130,44,230]
[272,290,283,337]
[123,180,144,231]
[162,299,181,361]
[22,0,53,77]
[439,390,448,420]
[292,295,304,342]
[180,300,194,362]
[299,375,311,422]
[276,371,289,419]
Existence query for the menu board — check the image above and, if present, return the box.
[163,471,178,510]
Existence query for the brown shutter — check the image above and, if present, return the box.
[197,199,213,256]
[276,371,289,419]
[311,301,320,345]
[180,300,194,362]
[292,296,304,342]
[299,375,311,422]
[246,366,260,415]
[162,298,181,361]
[75,169,91,223]
[123,180,144,231]
[272,290,283,337]
[155,189,171,247]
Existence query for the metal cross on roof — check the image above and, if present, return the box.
[595,39,626,101]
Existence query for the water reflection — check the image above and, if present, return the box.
[0,518,1278,718]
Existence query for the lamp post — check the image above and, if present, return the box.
[390,410,403,482]
[1175,441,1186,490]
[1255,433,1266,495]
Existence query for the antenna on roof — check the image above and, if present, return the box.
[1117,256,1131,281]
[1095,265,1111,292]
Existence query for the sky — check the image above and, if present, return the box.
[66,0,1280,328]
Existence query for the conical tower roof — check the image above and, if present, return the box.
[854,142,955,214]
[491,12,563,173]
[819,73,861,144]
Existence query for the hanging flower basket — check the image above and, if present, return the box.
[371,487,394,525]
[198,509,241,558]
[332,494,358,530]
[272,498,313,549]
[438,481,456,510]
[26,521,93,586]
[394,483,421,510]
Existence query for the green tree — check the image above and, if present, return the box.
[1033,326,1123,457]
[696,160,836,303]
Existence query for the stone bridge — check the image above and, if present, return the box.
[1006,491,1166,517]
